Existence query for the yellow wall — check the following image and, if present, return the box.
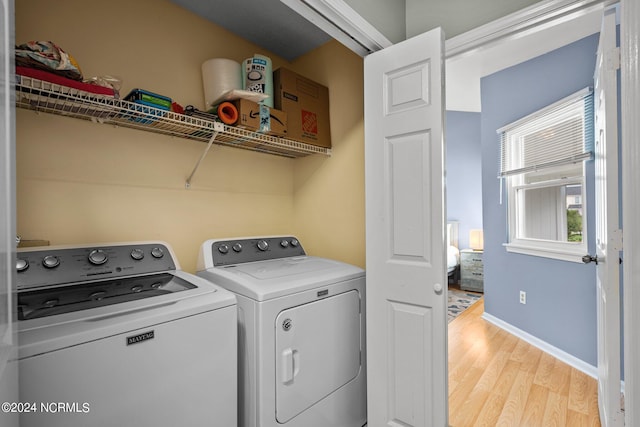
[15,0,366,272]
[291,44,365,268]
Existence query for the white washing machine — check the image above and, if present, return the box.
[16,241,237,427]
[197,236,366,427]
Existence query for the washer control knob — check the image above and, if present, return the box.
[89,291,107,301]
[16,258,29,272]
[43,298,59,308]
[232,243,243,253]
[88,249,108,265]
[218,244,230,254]
[130,248,145,260]
[42,255,60,269]
[257,240,269,251]
[280,239,289,248]
[151,247,164,259]
[290,239,299,247]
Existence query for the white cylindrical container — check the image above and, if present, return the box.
[242,54,273,107]
[202,58,242,109]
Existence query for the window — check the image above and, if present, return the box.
[498,88,593,262]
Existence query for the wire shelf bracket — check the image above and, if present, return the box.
[185,123,222,189]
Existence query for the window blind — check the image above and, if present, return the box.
[498,88,594,178]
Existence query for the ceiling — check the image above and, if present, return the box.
[446,7,602,111]
[169,0,332,62]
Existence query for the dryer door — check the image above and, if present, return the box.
[275,290,362,423]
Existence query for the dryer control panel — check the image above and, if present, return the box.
[211,236,305,266]
[16,243,177,290]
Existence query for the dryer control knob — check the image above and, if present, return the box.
[151,247,164,259]
[232,243,243,253]
[42,255,60,269]
[16,258,29,272]
[88,249,108,265]
[290,238,299,247]
[218,244,230,254]
[130,248,145,260]
[280,240,289,248]
[257,240,269,251]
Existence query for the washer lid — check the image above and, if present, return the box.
[18,270,237,358]
[198,256,365,301]
[17,273,195,321]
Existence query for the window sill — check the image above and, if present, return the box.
[503,240,587,263]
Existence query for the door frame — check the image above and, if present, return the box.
[0,0,18,425]
[444,0,615,58]
[620,0,639,424]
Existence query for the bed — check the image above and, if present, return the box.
[447,221,460,282]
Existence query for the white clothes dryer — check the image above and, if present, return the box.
[17,242,237,427]
[197,236,366,427]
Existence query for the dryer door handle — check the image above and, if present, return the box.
[281,348,299,384]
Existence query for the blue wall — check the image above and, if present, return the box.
[446,111,483,250]
[480,34,599,365]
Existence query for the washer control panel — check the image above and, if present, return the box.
[16,243,176,291]
[211,236,305,266]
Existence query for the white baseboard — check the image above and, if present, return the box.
[481,312,598,379]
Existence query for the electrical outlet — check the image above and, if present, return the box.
[519,291,527,304]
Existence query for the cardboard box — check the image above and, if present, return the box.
[273,68,331,148]
[234,98,287,137]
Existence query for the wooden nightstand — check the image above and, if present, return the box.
[460,249,484,292]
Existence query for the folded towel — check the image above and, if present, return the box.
[15,41,83,81]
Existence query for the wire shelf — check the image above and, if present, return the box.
[15,74,332,159]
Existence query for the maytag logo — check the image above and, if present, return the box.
[127,330,154,346]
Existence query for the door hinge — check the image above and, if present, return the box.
[607,46,621,71]
[611,228,623,251]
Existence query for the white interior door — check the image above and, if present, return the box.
[593,6,624,427]
[364,28,447,427]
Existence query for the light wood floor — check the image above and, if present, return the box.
[448,298,601,427]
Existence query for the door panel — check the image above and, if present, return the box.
[275,291,361,423]
[388,132,431,260]
[365,28,447,427]
[387,301,433,425]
